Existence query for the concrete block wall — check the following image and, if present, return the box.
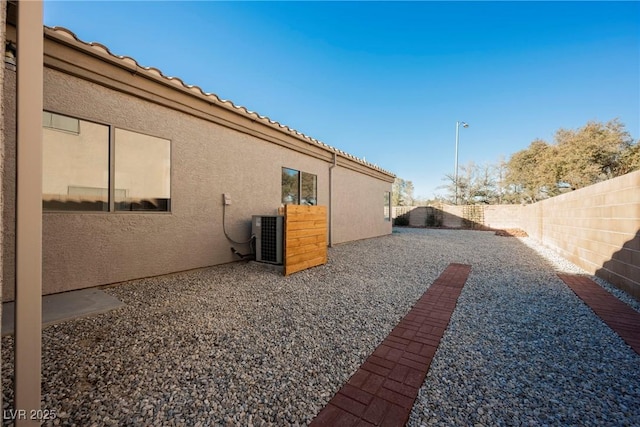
[520,203,543,241]
[441,205,464,228]
[408,207,427,227]
[392,204,522,229]
[483,205,523,230]
[392,206,465,228]
[390,206,429,227]
[389,170,639,298]
[441,204,522,229]
[531,170,640,298]
[391,206,415,219]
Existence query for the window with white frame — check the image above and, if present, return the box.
[42,111,171,212]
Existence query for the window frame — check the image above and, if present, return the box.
[113,127,172,212]
[301,171,317,206]
[384,191,391,221]
[42,111,110,212]
[282,167,317,206]
[42,110,172,214]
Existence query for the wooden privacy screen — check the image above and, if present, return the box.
[283,205,328,276]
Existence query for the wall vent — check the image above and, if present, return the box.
[252,215,284,264]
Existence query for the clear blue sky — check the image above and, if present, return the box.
[44,1,640,199]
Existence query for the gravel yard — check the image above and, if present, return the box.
[2,228,639,426]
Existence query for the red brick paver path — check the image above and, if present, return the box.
[558,274,640,355]
[310,263,472,427]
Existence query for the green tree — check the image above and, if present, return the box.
[505,140,561,203]
[619,142,640,174]
[438,118,637,205]
[392,178,415,206]
[555,119,634,189]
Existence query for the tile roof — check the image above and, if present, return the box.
[45,26,395,178]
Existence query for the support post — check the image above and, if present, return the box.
[14,2,43,426]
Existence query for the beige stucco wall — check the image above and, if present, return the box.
[1,29,393,300]
[33,68,331,298]
[331,166,392,244]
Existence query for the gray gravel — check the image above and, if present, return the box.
[2,228,639,426]
[408,230,640,427]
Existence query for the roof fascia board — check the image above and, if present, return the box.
[42,26,395,182]
[42,42,335,165]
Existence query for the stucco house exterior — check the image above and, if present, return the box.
[2,16,395,302]
[2,2,393,413]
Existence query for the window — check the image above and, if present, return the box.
[115,129,171,211]
[282,167,317,205]
[301,172,317,205]
[42,112,171,212]
[384,191,391,220]
[43,112,109,211]
[282,168,299,205]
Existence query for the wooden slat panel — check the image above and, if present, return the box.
[285,205,321,214]
[287,242,325,252]
[284,205,328,276]
[286,227,326,239]
[285,243,327,259]
[291,215,326,222]
[286,257,328,276]
[287,220,327,231]
[286,251,327,265]
[288,235,326,246]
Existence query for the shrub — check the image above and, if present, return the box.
[425,211,442,227]
[393,215,409,226]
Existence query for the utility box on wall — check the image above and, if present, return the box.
[252,215,284,264]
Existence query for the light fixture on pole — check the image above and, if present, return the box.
[454,121,469,205]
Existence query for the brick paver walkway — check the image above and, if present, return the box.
[558,274,640,355]
[310,263,472,427]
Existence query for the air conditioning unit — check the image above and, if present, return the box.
[252,215,284,265]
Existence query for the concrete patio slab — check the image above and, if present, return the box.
[2,288,124,336]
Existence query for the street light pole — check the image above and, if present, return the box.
[454,121,468,205]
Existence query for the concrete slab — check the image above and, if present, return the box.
[2,288,124,336]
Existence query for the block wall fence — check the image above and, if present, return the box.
[392,170,640,299]
[521,170,639,299]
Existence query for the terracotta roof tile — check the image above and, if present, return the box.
[45,26,395,178]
